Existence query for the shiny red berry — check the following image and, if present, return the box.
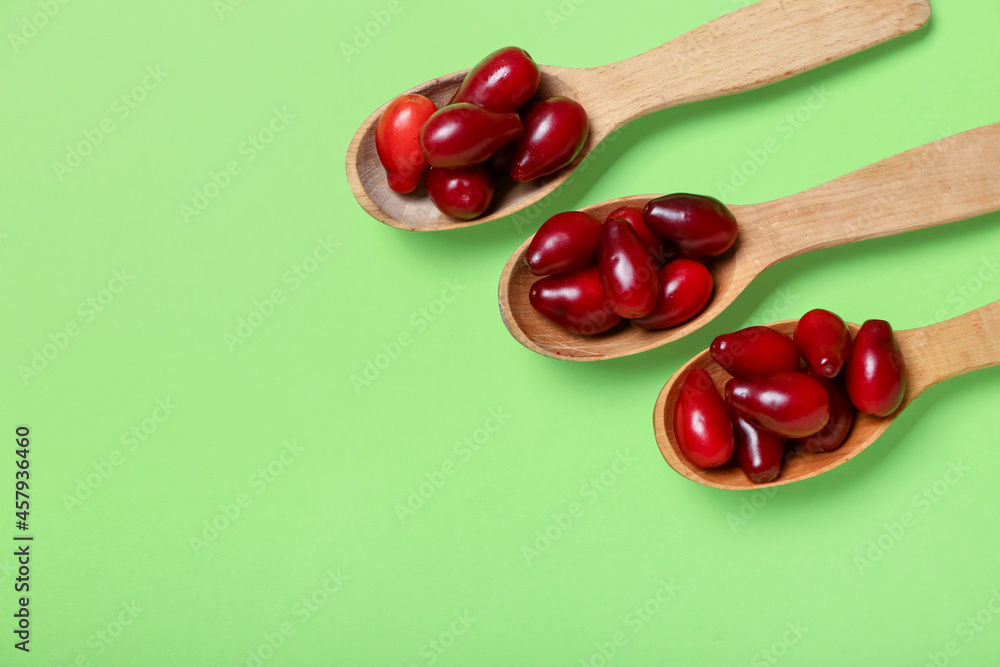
[733,412,785,484]
[528,266,621,335]
[726,371,830,439]
[607,206,673,267]
[643,194,738,257]
[450,47,540,112]
[631,259,713,330]
[525,211,602,276]
[375,94,437,193]
[425,165,494,220]
[794,309,853,378]
[710,326,801,378]
[598,219,659,319]
[845,320,906,416]
[674,369,734,468]
[420,103,521,169]
[510,97,588,182]
[790,372,855,453]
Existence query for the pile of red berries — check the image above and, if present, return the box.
[526,194,738,333]
[375,47,589,220]
[672,310,907,483]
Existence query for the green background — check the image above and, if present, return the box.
[2,0,1000,664]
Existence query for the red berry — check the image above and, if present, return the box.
[528,266,621,335]
[525,211,602,276]
[845,320,906,416]
[425,166,494,220]
[794,309,852,378]
[510,97,588,182]
[375,94,437,193]
[674,369,735,469]
[598,219,659,319]
[643,194,738,257]
[726,371,830,439]
[450,47,540,112]
[607,206,673,267]
[790,372,855,453]
[733,412,785,484]
[710,326,800,378]
[632,259,713,330]
[420,103,521,169]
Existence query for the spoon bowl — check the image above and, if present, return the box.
[500,194,749,359]
[346,0,930,231]
[348,68,590,232]
[652,300,1000,490]
[499,122,1000,359]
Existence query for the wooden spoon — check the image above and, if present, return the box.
[652,299,1000,489]
[346,0,930,232]
[499,122,1000,360]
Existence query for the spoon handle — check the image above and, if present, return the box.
[901,299,1000,396]
[583,0,930,126]
[757,122,1000,265]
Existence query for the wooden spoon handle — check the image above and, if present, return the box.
[581,0,929,126]
[754,122,1000,266]
[901,299,1000,396]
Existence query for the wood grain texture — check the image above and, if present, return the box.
[346,0,930,232]
[499,122,1000,361]
[578,0,931,126]
[652,300,1000,491]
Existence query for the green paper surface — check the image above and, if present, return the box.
[2,0,1000,665]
